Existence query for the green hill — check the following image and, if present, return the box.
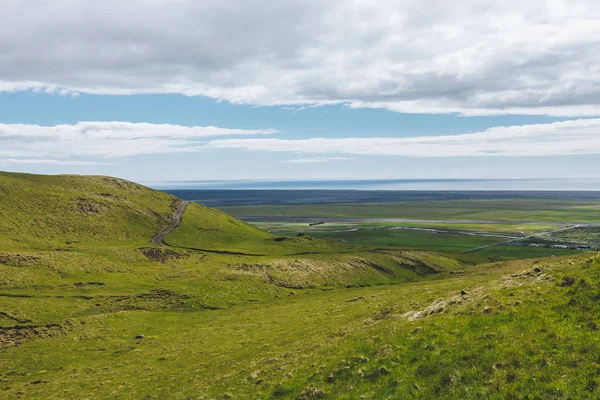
[3,172,597,398]
[0,171,177,248]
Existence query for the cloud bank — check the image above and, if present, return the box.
[0,121,275,158]
[1,1,600,116]
[208,119,600,157]
[4,119,600,162]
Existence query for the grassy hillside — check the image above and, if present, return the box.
[165,202,361,256]
[3,251,599,398]
[0,172,177,248]
[2,171,598,398]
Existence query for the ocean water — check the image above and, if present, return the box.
[149,178,600,191]
[154,183,600,208]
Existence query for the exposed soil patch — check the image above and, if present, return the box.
[102,177,143,191]
[135,288,190,300]
[75,197,107,214]
[95,192,129,201]
[232,257,396,288]
[403,265,556,321]
[0,253,40,266]
[138,247,186,263]
[0,323,66,349]
[74,282,105,287]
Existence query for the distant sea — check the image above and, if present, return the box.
[149,178,600,191]
[145,178,600,207]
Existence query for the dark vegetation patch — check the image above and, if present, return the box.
[0,311,32,324]
[73,282,105,287]
[196,228,219,232]
[75,197,107,215]
[273,237,292,242]
[0,253,40,266]
[94,289,218,313]
[101,177,143,191]
[0,323,67,349]
[95,192,128,201]
[138,247,186,263]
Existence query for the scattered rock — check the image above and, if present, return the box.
[378,366,391,375]
[135,334,145,339]
[247,370,262,382]
[460,290,468,296]
[560,276,576,287]
[483,306,492,314]
[297,387,326,399]
[373,308,392,321]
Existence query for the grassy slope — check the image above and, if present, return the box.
[0,171,177,248]
[3,254,600,399]
[3,171,599,398]
[164,202,355,256]
[220,199,600,222]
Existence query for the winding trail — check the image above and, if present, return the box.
[152,201,191,246]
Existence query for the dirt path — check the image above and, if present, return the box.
[152,201,191,246]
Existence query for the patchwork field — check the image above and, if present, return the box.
[220,199,600,223]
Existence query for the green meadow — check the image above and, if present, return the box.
[221,200,600,223]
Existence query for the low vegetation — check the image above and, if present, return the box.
[220,199,600,222]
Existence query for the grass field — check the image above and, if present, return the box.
[2,171,600,399]
[249,221,581,260]
[221,199,600,223]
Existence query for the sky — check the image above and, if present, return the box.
[1,0,600,185]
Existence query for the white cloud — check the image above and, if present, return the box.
[0,159,109,166]
[284,157,352,164]
[208,119,600,157]
[1,1,600,116]
[0,121,275,158]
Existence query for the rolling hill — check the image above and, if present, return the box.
[1,171,598,399]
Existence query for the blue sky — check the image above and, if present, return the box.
[1,1,600,185]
